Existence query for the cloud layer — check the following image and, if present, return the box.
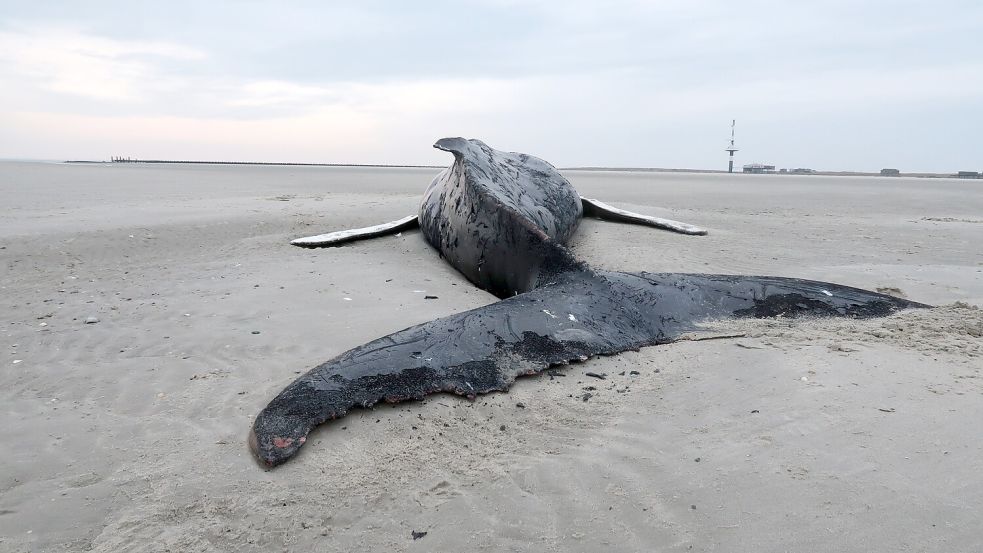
[1,1,981,171]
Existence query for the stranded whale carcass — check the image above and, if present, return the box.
[249,138,927,467]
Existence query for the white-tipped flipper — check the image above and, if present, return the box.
[291,215,419,247]
[580,197,707,235]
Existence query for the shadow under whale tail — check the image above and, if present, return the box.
[250,269,928,467]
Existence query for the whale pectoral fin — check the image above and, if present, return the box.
[581,197,707,236]
[290,215,419,247]
[250,271,654,467]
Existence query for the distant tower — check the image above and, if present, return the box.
[725,120,738,173]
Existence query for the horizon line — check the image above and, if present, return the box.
[0,157,972,178]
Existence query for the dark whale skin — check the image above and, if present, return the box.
[420,137,584,297]
[249,139,928,468]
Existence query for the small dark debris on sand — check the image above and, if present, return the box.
[735,342,763,350]
[585,372,607,380]
[412,530,428,540]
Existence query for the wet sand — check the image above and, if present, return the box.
[1,161,981,552]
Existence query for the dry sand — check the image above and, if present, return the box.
[1,161,981,552]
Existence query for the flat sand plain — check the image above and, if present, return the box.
[1,161,981,552]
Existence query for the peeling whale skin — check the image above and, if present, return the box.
[250,138,927,468]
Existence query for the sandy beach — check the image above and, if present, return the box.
[1,161,981,552]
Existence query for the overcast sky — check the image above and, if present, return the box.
[0,1,980,171]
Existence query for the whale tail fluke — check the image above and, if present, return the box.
[250,269,656,467]
[250,269,927,467]
[608,271,928,327]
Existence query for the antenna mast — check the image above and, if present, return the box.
[725,119,738,173]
